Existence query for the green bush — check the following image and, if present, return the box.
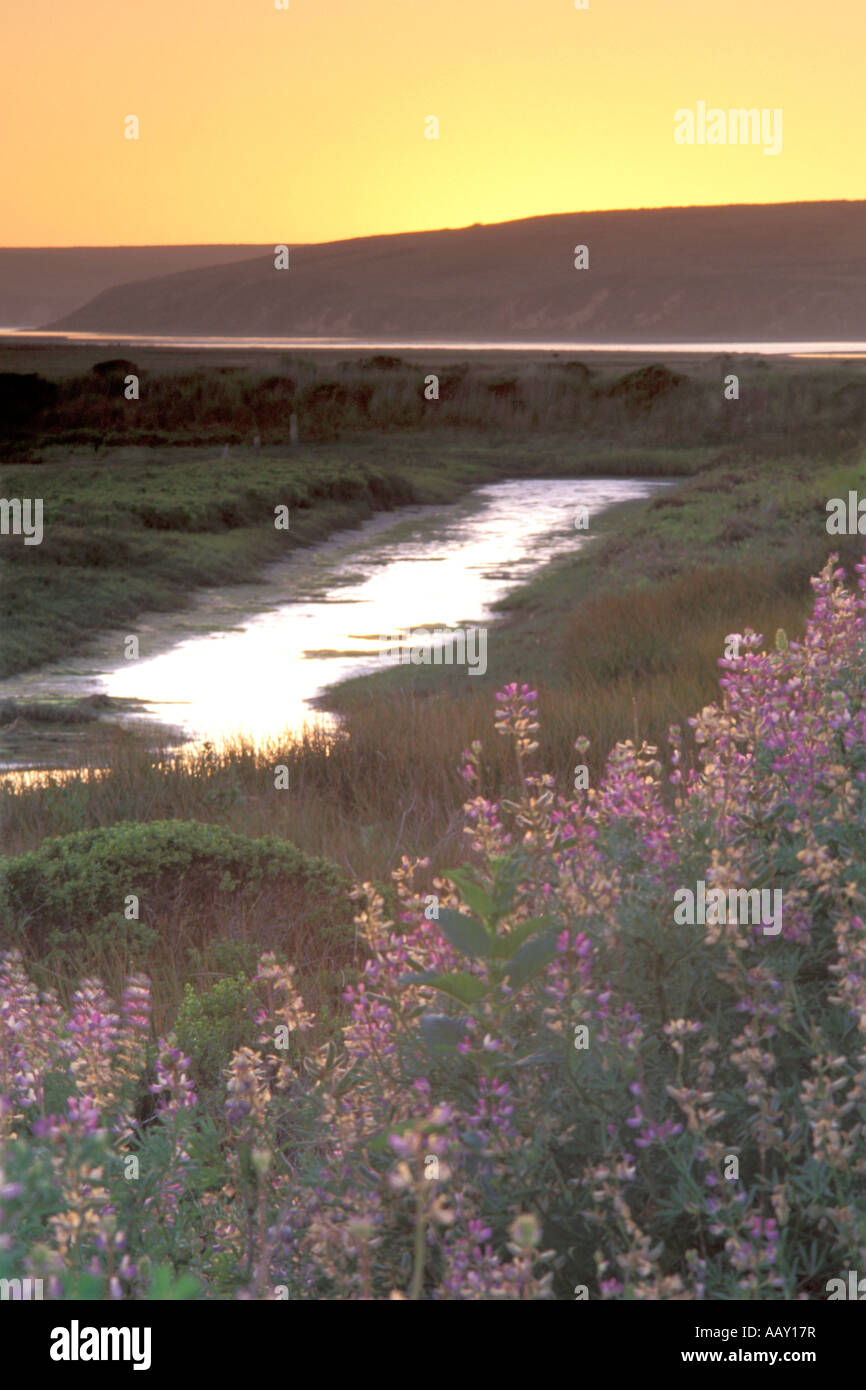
[174,974,257,1091]
[0,818,349,972]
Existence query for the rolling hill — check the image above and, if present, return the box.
[44,202,866,342]
[0,246,269,329]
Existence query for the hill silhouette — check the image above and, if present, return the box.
[44,202,866,342]
[0,246,270,329]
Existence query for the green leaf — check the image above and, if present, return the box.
[420,1013,469,1052]
[399,969,440,987]
[444,868,498,922]
[490,916,554,961]
[334,1058,365,1097]
[421,971,487,1005]
[402,968,486,1003]
[490,853,523,915]
[513,1047,560,1068]
[505,933,558,989]
[435,907,491,959]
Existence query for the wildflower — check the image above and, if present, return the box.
[224,1047,269,1130]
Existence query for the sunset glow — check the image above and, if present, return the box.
[2,0,863,246]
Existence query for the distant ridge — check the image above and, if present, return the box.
[44,203,866,342]
[0,246,270,329]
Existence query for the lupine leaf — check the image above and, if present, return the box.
[435,907,491,958]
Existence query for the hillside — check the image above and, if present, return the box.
[0,246,269,329]
[45,202,866,342]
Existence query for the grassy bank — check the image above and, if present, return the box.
[4,439,863,904]
[2,346,864,680]
[326,440,866,768]
[0,434,700,680]
[2,350,865,1018]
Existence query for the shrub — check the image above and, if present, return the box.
[0,373,58,434]
[3,555,866,1299]
[485,377,521,401]
[357,355,406,371]
[603,364,687,409]
[0,818,348,973]
[174,974,257,1092]
[90,359,140,379]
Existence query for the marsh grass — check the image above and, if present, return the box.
[5,435,864,911]
[3,352,866,1028]
[4,353,863,450]
[0,550,836,1029]
[3,351,863,678]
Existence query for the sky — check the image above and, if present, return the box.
[1,0,863,247]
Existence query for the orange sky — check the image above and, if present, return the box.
[1,0,863,246]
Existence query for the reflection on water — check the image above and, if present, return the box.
[103,478,668,745]
[2,330,866,356]
[5,766,113,791]
[1,476,669,783]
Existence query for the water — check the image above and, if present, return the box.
[1,329,865,356]
[0,476,670,772]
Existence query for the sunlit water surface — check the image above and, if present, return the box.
[1,477,670,780]
[2,329,866,356]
